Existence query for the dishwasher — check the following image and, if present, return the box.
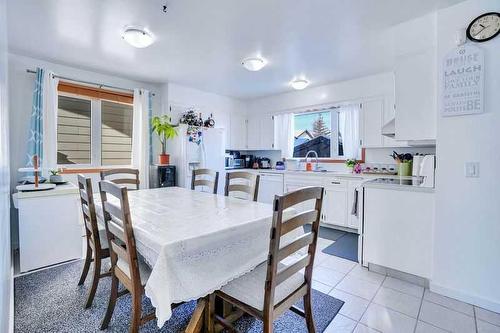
[257,172,284,204]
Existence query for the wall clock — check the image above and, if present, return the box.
[466,12,500,42]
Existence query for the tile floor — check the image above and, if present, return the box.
[311,237,500,333]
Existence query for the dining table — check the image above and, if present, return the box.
[94,186,302,330]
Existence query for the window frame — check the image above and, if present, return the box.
[292,107,342,159]
[57,91,134,169]
[287,102,365,163]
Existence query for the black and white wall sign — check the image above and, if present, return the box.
[442,44,484,117]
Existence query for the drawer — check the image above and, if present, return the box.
[323,178,348,189]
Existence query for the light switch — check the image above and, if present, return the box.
[465,162,480,178]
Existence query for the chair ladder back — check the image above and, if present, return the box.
[100,168,140,190]
[263,186,324,314]
[99,180,140,285]
[77,175,103,251]
[191,168,219,194]
[224,172,260,201]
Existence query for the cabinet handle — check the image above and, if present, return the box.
[331,181,341,185]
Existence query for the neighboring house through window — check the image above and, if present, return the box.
[56,82,134,167]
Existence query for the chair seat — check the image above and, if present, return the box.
[220,261,305,311]
[116,255,152,285]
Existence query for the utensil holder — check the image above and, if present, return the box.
[398,162,412,176]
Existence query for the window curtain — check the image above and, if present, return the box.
[273,113,295,159]
[338,104,360,159]
[26,67,58,176]
[132,89,152,189]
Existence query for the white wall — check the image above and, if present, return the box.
[164,82,247,148]
[432,0,500,312]
[0,0,11,330]
[247,72,395,115]
[8,54,162,248]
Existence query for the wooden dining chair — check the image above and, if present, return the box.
[191,168,219,194]
[224,171,260,201]
[207,186,324,333]
[100,168,140,190]
[98,180,171,333]
[77,175,111,309]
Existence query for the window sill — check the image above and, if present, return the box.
[60,166,132,174]
[287,148,365,164]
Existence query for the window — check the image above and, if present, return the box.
[57,96,92,164]
[56,83,134,166]
[101,101,133,166]
[292,104,360,159]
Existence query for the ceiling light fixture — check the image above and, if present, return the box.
[121,26,155,48]
[290,79,310,90]
[242,57,267,71]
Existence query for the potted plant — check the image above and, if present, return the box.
[345,159,362,174]
[151,115,178,165]
[49,169,63,183]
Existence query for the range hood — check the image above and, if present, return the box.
[381,118,395,138]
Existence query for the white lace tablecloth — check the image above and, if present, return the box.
[95,187,301,327]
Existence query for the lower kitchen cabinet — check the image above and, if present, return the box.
[322,179,348,227]
[284,174,360,231]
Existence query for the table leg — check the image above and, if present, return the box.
[185,298,206,333]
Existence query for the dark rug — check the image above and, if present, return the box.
[304,225,346,241]
[15,260,344,332]
[322,232,359,262]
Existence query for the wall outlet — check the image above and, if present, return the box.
[465,162,480,178]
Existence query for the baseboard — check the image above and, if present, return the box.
[430,281,500,313]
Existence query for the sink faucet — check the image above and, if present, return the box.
[305,150,319,171]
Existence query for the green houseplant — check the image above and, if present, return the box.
[151,115,178,165]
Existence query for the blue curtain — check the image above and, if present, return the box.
[26,67,44,167]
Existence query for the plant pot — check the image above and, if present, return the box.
[158,154,170,165]
[49,175,63,183]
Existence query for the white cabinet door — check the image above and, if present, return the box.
[321,178,348,227]
[229,112,247,150]
[284,175,323,213]
[260,114,275,150]
[347,180,363,230]
[246,116,260,149]
[361,99,384,148]
[395,49,436,141]
[246,114,275,150]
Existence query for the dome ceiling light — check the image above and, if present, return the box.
[242,57,267,71]
[290,79,310,90]
[121,26,155,48]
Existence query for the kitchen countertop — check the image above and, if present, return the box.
[226,168,414,180]
[363,177,435,193]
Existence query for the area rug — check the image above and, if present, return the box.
[322,232,359,262]
[304,225,346,241]
[15,260,344,332]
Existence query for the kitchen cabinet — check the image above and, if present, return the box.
[284,174,323,213]
[284,174,360,231]
[322,179,348,227]
[394,49,436,141]
[360,99,384,148]
[229,111,247,150]
[347,180,363,229]
[362,186,434,278]
[257,172,284,204]
[246,114,274,150]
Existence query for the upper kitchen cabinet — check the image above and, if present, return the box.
[229,111,247,150]
[394,49,437,142]
[360,99,384,147]
[246,114,275,150]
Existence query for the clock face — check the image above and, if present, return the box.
[467,12,500,42]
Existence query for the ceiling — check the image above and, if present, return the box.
[7,0,465,99]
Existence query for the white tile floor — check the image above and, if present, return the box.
[313,237,500,333]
